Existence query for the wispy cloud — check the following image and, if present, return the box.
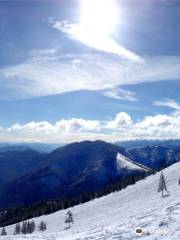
[0,51,180,100]
[154,99,180,111]
[49,0,142,63]
[52,19,142,62]
[103,88,138,101]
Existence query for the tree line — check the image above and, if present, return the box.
[0,170,153,228]
[0,170,175,236]
[1,210,74,235]
[1,220,46,236]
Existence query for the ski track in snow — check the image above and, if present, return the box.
[1,161,180,239]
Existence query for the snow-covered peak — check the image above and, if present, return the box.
[116,152,150,172]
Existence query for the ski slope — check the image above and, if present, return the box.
[1,161,180,240]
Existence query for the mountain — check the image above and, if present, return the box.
[0,143,62,153]
[116,139,180,150]
[1,157,180,239]
[0,145,30,152]
[0,140,149,209]
[129,145,180,171]
[0,149,46,187]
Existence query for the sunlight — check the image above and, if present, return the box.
[54,0,141,61]
[80,0,119,36]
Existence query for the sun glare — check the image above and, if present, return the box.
[80,0,119,36]
[68,0,139,61]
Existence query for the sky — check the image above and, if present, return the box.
[0,0,180,143]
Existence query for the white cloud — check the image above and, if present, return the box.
[106,112,133,130]
[132,112,180,139]
[154,99,180,111]
[51,0,142,62]
[1,53,180,100]
[29,48,58,62]
[8,121,55,134]
[103,88,138,101]
[8,118,100,135]
[1,110,180,143]
[53,20,141,62]
[55,118,101,133]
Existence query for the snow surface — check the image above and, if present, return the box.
[1,161,180,240]
[116,153,150,171]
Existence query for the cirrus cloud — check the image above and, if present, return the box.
[1,52,180,101]
[154,99,180,111]
[52,19,141,62]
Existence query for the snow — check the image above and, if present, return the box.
[116,153,150,171]
[1,161,180,239]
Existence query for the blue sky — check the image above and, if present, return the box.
[0,0,180,143]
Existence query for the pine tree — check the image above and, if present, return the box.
[14,223,21,235]
[65,210,74,228]
[158,172,168,197]
[27,221,31,233]
[21,221,28,234]
[39,220,47,232]
[30,220,35,233]
[1,227,7,236]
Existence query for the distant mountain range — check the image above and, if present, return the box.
[0,140,179,209]
[129,146,180,171]
[0,143,62,153]
[116,139,180,151]
[1,139,180,153]
[0,141,149,209]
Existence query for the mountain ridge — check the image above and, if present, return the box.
[129,145,180,170]
[0,140,149,209]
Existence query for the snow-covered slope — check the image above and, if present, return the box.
[116,153,151,172]
[1,161,180,240]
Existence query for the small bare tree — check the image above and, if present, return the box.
[65,210,74,228]
[158,172,168,197]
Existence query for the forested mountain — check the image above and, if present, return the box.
[0,149,46,187]
[129,146,180,171]
[0,140,179,210]
[0,140,149,209]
